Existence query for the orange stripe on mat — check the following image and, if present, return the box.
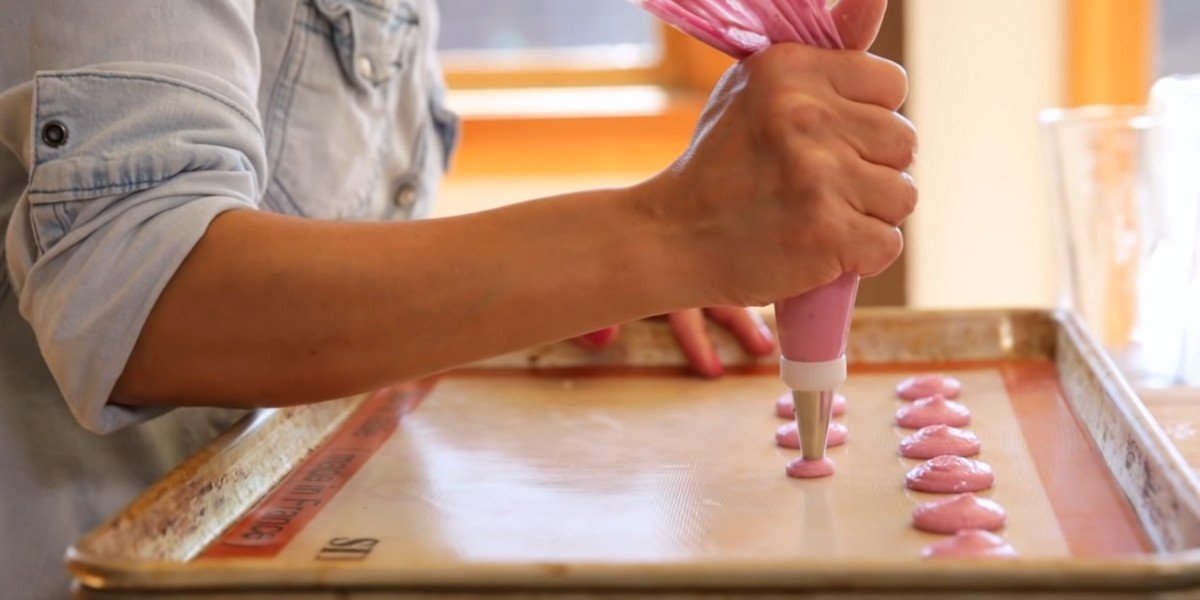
[1001,360,1152,556]
[200,381,433,559]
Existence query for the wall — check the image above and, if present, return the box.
[905,0,1068,308]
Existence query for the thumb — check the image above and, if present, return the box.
[830,0,888,52]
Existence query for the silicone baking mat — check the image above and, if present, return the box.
[200,361,1149,565]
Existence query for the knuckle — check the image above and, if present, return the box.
[900,172,918,214]
[880,60,909,107]
[892,116,918,167]
[791,107,825,137]
[862,229,903,275]
[884,227,905,262]
[846,55,909,109]
[854,226,903,276]
[752,79,835,129]
[863,112,917,170]
[774,95,833,136]
[879,172,917,226]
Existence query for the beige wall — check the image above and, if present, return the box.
[905,0,1068,308]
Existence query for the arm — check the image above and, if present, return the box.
[117,42,916,409]
[116,188,692,407]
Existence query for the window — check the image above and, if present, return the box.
[1067,0,1151,105]
[1158,0,1200,78]
[434,2,732,177]
[437,0,673,89]
[438,0,660,67]
[1070,1,1200,101]
[436,0,728,91]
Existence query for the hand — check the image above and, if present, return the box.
[574,307,775,377]
[631,0,914,308]
[665,307,775,377]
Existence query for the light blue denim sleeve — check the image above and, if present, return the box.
[1,1,267,433]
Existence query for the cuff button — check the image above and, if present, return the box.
[41,121,68,148]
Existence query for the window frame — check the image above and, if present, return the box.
[1068,0,1153,106]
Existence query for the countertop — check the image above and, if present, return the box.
[1143,387,1200,472]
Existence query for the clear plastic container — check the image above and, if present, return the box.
[1040,101,1200,385]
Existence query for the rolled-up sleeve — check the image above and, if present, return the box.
[2,1,267,433]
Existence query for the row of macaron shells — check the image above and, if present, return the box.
[895,374,1017,559]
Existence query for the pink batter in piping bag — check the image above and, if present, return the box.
[630,0,860,461]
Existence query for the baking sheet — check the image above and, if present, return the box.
[67,310,1200,595]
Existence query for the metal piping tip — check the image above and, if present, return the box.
[792,390,834,460]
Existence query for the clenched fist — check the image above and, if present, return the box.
[632,0,915,309]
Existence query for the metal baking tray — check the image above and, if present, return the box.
[68,309,1200,597]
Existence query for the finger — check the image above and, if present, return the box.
[668,309,724,378]
[841,104,916,170]
[841,217,905,277]
[819,53,908,110]
[831,0,888,51]
[843,161,917,226]
[744,45,906,110]
[704,307,776,356]
[573,325,620,351]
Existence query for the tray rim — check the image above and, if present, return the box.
[67,552,1200,593]
[1052,308,1200,553]
[67,307,1200,593]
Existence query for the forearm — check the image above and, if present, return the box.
[114,186,693,408]
[114,41,918,410]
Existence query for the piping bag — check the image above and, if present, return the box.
[630,0,870,464]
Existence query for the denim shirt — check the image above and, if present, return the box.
[0,1,456,597]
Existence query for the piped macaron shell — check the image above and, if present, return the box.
[895,394,971,429]
[912,493,1007,534]
[785,456,835,479]
[922,529,1017,559]
[897,374,962,401]
[906,455,995,493]
[899,425,982,459]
